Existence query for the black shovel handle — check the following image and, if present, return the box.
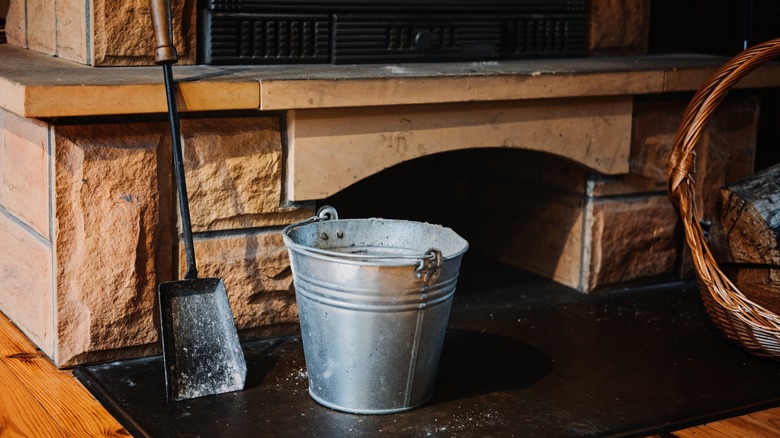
[150,0,198,280]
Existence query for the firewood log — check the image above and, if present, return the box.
[714,162,780,313]
[719,162,780,266]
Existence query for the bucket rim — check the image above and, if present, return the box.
[282,216,469,268]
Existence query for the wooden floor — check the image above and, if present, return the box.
[1,313,779,437]
[660,409,780,438]
[0,314,129,437]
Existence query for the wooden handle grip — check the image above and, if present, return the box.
[149,0,178,64]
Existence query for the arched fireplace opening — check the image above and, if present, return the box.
[312,95,763,294]
[317,147,674,294]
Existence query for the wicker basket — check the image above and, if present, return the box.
[667,37,780,358]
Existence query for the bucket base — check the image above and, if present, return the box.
[308,389,432,415]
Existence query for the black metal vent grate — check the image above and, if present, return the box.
[333,16,503,63]
[203,15,331,64]
[386,26,458,51]
[504,16,584,55]
[200,1,587,65]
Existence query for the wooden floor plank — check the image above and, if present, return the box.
[2,353,131,437]
[0,315,130,437]
[0,358,68,437]
[667,407,780,437]
[0,315,39,357]
[745,407,780,429]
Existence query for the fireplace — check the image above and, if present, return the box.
[0,0,777,371]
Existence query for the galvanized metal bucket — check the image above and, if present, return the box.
[282,206,469,414]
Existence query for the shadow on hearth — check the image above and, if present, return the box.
[431,329,553,404]
[242,338,285,390]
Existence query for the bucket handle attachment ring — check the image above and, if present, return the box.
[282,205,340,235]
[316,205,339,221]
[415,248,443,283]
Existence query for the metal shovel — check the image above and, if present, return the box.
[149,0,246,402]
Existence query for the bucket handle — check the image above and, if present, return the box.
[282,205,340,234]
[283,206,444,276]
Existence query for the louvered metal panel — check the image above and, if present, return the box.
[333,15,502,63]
[200,0,586,65]
[206,0,585,14]
[201,14,331,64]
[503,15,585,56]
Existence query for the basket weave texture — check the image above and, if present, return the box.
[667,38,780,358]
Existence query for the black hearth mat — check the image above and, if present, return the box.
[75,258,780,437]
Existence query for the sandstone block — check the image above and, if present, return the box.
[44,115,294,365]
[181,231,302,330]
[588,0,651,56]
[0,110,50,238]
[27,0,56,55]
[583,195,679,290]
[55,0,88,64]
[5,0,27,48]
[0,212,54,355]
[91,0,197,66]
[53,122,171,366]
[181,117,289,232]
[5,0,196,65]
[593,96,759,205]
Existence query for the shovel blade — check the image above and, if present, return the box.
[158,277,247,402]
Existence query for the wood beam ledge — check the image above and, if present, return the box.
[2,45,780,118]
[286,97,632,200]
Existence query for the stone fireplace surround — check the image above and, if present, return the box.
[1,45,776,369]
[1,1,780,368]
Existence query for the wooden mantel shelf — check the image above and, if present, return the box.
[2,44,780,118]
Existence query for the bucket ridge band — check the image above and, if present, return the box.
[293,272,458,312]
